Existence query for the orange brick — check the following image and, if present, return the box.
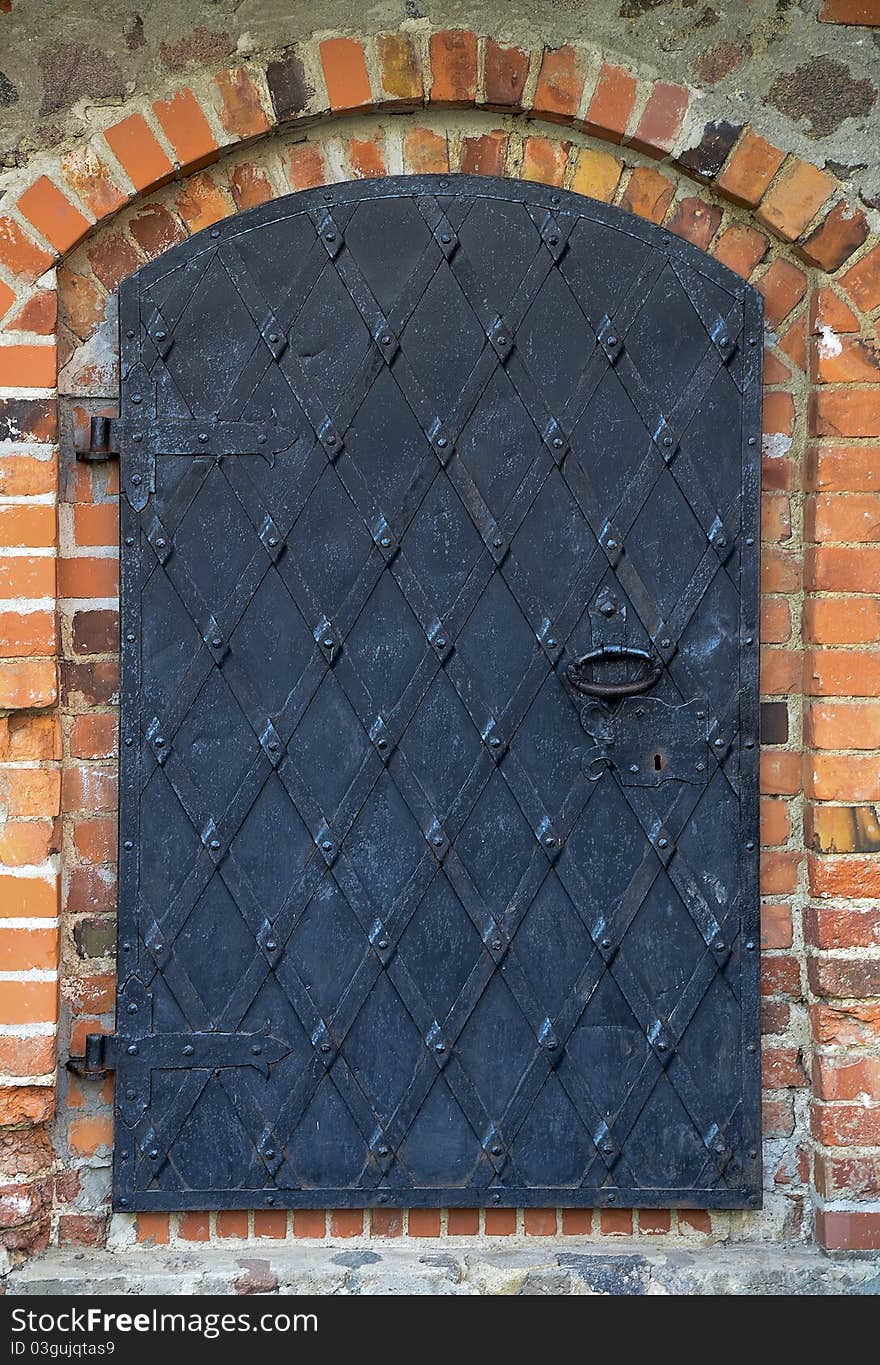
[229,162,274,211]
[58,558,118,599]
[761,596,791,643]
[483,40,530,110]
[762,492,792,543]
[214,68,271,139]
[804,598,880,646]
[73,503,119,548]
[0,216,55,281]
[0,875,57,918]
[175,173,233,234]
[0,278,15,321]
[533,46,585,123]
[620,167,675,223]
[810,288,859,335]
[61,144,128,221]
[599,1208,633,1235]
[814,1054,880,1103]
[761,647,801,695]
[484,1208,517,1235]
[561,1208,591,1234]
[286,144,327,192]
[0,1036,56,1076]
[376,33,423,106]
[319,38,373,113]
[814,336,880,383]
[807,804,880,855]
[153,89,219,173]
[0,610,56,658]
[0,558,55,603]
[799,200,869,272]
[806,648,880,696]
[757,259,808,329]
[178,1212,210,1242]
[0,714,60,762]
[408,1209,441,1236]
[330,1210,364,1237]
[761,902,793,949]
[0,926,58,972]
[215,1211,249,1238]
[570,147,623,203]
[0,345,57,388]
[253,1210,287,1238]
[808,493,880,543]
[73,817,116,864]
[0,453,57,499]
[447,1208,479,1235]
[760,751,800,796]
[9,291,58,335]
[716,131,786,208]
[370,1208,402,1237]
[136,1213,169,1246]
[763,391,795,438]
[293,1211,326,1238]
[1,979,58,1026]
[807,754,880,801]
[70,714,117,760]
[17,177,90,254]
[347,136,387,180]
[841,243,880,314]
[0,660,56,710]
[779,317,807,372]
[761,799,791,848]
[403,128,449,175]
[104,114,174,193]
[524,1208,557,1235]
[809,851,880,898]
[521,137,568,187]
[0,769,60,818]
[761,851,801,895]
[638,1210,671,1234]
[756,160,835,242]
[429,30,478,107]
[667,197,722,252]
[582,63,637,144]
[809,699,880,748]
[762,547,799,595]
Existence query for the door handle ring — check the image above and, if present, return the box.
[566,644,664,699]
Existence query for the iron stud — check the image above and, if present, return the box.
[148,1148,158,1160]
[658,837,669,849]
[606,538,617,550]
[268,740,278,751]
[268,536,278,547]
[747,1043,757,1053]
[660,637,671,648]
[327,434,337,446]
[198,432,208,443]
[491,938,502,951]
[127,1044,138,1055]
[491,1144,502,1156]
[746,940,756,951]
[258,435,267,445]
[607,335,617,347]
[131,395,142,405]
[252,1045,262,1055]
[440,233,451,244]
[601,938,611,950]
[607,1192,617,1203]
[154,737,164,748]
[267,1195,275,1205]
[125,537,134,546]
[434,1041,446,1054]
[322,840,332,852]
[663,436,672,448]
[432,834,443,846]
[324,230,336,242]
[436,637,446,649]
[127,1002,138,1014]
[380,334,391,345]
[716,536,726,548]
[380,536,391,548]
[745,636,754,646]
[265,1149,276,1159]
[123,840,133,850]
[603,1143,614,1155]
[552,437,563,449]
[745,536,755,546]
[210,838,220,850]
[268,333,279,343]
[378,1145,389,1157]
[629,764,639,774]
[210,228,220,238]
[714,939,725,952]
[749,1147,758,1158]
[714,738,725,748]
[696,762,706,772]
[131,474,142,485]
[657,1041,667,1051]
[155,537,166,549]
[126,632,135,642]
[377,738,387,750]
[321,1043,331,1053]
[548,235,559,246]
[546,638,556,648]
[125,1088,135,1099]
[544,835,555,847]
[377,938,389,950]
[497,334,508,345]
[745,739,755,749]
[436,436,448,448]
[323,637,333,648]
[489,736,501,748]
[492,537,503,549]
[600,600,616,617]
[266,940,277,952]
[746,841,755,850]
[125,738,133,747]
[126,330,135,338]
[183,1044,194,1056]
[719,336,729,348]
[132,434,143,444]
[748,436,757,446]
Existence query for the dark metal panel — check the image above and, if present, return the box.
[111,174,763,1212]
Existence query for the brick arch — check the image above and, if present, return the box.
[0,28,878,1258]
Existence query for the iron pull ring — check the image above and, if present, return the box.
[566,644,664,699]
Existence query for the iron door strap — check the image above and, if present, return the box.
[109,174,763,1212]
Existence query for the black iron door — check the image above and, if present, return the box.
[112,175,762,1212]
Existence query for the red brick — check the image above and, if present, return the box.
[214,68,271,139]
[799,200,870,272]
[582,63,637,144]
[812,1001,880,1046]
[667,197,722,251]
[762,1046,808,1089]
[760,751,800,796]
[813,1054,880,1102]
[216,1211,249,1238]
[253,1210,287,1238]
[761,952,801,996]
[810,288,860,335]
[806,904,880,950]
[779,316,808,372]
[319,38,373,114]
[286,144,327,192]
[599,1208,633,1235]
[638,1210,671,1234]
[806,648,880,697]
[628,82,690,159]
[73,816,116,864]
[811,390,880,439]
[58,1215,105,1248]
[229,162,274,211]
[561,1208,591,1234]
[813,335,880,383]
[408,1209,441,1236]
[483,40,529,110]
[762,902,793,950]
[815,1152,880,1201]
[521,137,569,187]
[293,1210,326,1238]
[812,1102,880,1147]
[806,545,880,593]
[128,205,186,260]
[136,1213,169,1245]
[8,292,57,335]
[816,1210,880,1253]
[70,714,117,760]
[370,1207,402,1237]
[330,1210,363,1237]
[175,173,232,234]
[0,769,59,818]
[460,132,509,179]
[807,492,880,543]
[58,558,118,600]
[429,30,477,107]
[808,852,880,898]
[819,0,880,24]
[524,1208,558,1235]
[484,1208,517,1235]
[533,47,585,123]
[347,136,387,180]
[808,697,880,746]
[87,233,142,292]
[761,596,792,644]
[17,178,90,255]
[153,89,219,173]
[807,754,880,801]
[716,131,786,208]
[178,1212,210,1242]
[620,167,675,224]
[0,661,57,710]
[763,1096,795,1136]
[679,1210,712,1234]
[0,610,56,658]
[809,954,880,998]
[375,33,423,107]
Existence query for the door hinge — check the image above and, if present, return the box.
[75,415,119,462]
[67,1032,116,1080]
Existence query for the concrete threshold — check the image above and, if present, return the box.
[5,1241,880,1295]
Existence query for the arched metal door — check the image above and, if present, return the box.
[109,175,762,1212]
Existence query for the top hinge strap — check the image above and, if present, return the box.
[75,415,120,462]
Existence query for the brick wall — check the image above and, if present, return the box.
[0,27,878,1258]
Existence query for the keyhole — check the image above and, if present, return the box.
[653,753,664,771]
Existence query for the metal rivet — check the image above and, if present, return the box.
[546,638,556,648]
[380,334,392,346]
[210,838,220,850]
[657,1041,667,1051]
[663,436,673,448]
[696,762,706,772]
[265,1149,276,1159]
[489,736,501,748]
[745,636,754,646]
[745,535,755,546]
[493,1192,501,1203]
[132,434,143,444]
[325,230,336,242]
[148,1148,158,1160]
[266,940,277,952]
[155,537,166,549]
[748,436,757,446]
[258,435,267,445]
[126,632,135,642]
[491,1144,502,1156]
[127,1001,138,1014]
[552,437,564,449]
[544,835,555,847]
[491,938,502,951]
[268,740,279,753]
[745,739,755,749]
[550,195,560,205]
[131,394,142,405]
[131,473,142,484]
[603,1143,614,1155]
[322,637,333,649]
[658,837,669,849]
[719,336,729,348]
[327,434,337,446]
[714,939,725,952]
[629,764,639,774]
[436,637,446,649]
[154,737,164,748]
[745,841,755,851]
[601,938,611,950]
[714,738,725,748]
[252,1044,262,1055]
[198,432,208,444]
[378,1193,388,1204]
[746,940,756,951]
[440,233,451,244]
[268,333,279,343]
[748,1043,757,1053]
[212,636,222,648]
[607,1192,617,1203]
[123,839,133,850]
[210,228,220,238]
[436,436,448,448]
[125,737,133,747]
[268,536,278,548]
[493,537,503,549]
[749,1146,758,1157]
[126,330,135,339]
[749,337,757,346]
[119,1197,129,1207]
[155,942,163,953]
[716,536,727,549]
[125,536,134,545]
[322,840,332,851]
[156,330,166,342]
[377,738,387,750]
[606,538,617,550]
[267,1195,275,1205]
[497,334,508,346]
[434,1041,446,1054]
[660,637,671,649]
[380,536,391,548]
[321,1043,331,1053]
[183,1044,194,1056]
[432,834,444,847]
[127,1043,138,1055]
[548,235,559,246]
[378,1145,389,1157]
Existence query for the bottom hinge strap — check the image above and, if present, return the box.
[67,1032,116,1079]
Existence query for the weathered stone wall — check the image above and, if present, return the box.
[0,10,879,1268]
